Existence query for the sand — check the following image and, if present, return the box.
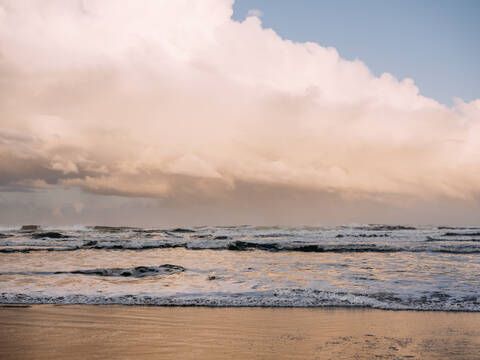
[1,305,480,359]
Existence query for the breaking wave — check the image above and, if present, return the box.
[0,289,478,311]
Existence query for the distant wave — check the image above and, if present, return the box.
[2,240,480,254]
[441,232,480,237]
[353,225,417,231]
[426,236,480,242]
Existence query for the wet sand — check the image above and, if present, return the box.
[1,305,479,359]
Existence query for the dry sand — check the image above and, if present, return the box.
[1,305,479,359]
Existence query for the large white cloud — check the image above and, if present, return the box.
[0,0,479,205]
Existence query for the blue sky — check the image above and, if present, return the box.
[232,0,480,106]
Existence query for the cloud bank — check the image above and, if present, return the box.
[0,0,479,219]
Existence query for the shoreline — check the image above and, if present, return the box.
[2,305,480,359]
[2,303,480,313]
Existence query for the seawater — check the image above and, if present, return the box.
[0,225,479,310]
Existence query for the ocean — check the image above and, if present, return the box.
[1,224,479,311]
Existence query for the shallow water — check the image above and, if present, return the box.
[1,224,479,310]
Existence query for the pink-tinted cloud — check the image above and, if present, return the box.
[0,0,479,207]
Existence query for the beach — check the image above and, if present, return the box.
[1,305,480,359]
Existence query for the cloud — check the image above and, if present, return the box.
[0,0,479,213]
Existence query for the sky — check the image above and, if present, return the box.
[232,0,480,106]
[0,0,479,226]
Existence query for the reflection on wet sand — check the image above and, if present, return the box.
[1,305,479,359]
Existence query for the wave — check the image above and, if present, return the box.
[7,224,480,234]
[221,241,480,253]
[3,240,480,254]
[438,226,480,230]
[223,241,401,252]
[73,264,185,277]
[254,233,294,238]
[0,264,184,278]
[426,236,480,242]
[335,234,389,238]
[1,288,478,311]
[353,225,416,231]
[133,229,169,234]
[91,226,136,232]
[168,228,196,233]
[32,232,69,239]
[441,232,480,237]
